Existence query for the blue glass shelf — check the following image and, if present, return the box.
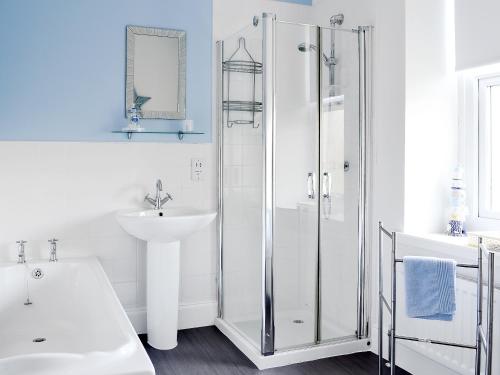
[112,130,204,140]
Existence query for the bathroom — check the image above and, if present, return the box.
[0,0,498,374]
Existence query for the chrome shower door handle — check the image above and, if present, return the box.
[307,172,316,199]
[322,172,332,199]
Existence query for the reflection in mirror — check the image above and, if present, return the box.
[126,26,186,119]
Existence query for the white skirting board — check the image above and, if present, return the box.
[126,301,218,334]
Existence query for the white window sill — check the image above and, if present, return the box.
[399,232,475,250]
[397,231,500,262]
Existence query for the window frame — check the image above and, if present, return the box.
[459,67,500,231]
[478,75,500,220]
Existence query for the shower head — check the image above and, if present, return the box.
[297,42,317,53]
[330,13,344,27]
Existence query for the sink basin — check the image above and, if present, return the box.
[115,206,216,350]
[116,208,216,243]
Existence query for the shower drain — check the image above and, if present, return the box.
[33,337,46,343]
[292,319,304,324]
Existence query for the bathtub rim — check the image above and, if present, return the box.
[0,256,155,375]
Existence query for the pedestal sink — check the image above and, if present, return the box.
[116,208,216,350]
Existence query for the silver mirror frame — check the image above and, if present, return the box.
[126,25,186,119]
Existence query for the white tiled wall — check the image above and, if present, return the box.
[0,141,217,331]
[222,123,263,322]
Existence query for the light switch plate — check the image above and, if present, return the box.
[191,158,205,181]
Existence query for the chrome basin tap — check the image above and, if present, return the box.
[16,240,27,264]
[145,179,173,210]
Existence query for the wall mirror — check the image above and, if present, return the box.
[126,25,186,119]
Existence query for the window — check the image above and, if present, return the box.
[478,76,500,220]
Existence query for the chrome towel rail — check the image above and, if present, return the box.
[378,221,496,375]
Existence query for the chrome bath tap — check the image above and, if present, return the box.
[16,240,27,264]
[145,179,173,210]
[48,238,58,262]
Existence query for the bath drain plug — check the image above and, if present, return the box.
[293,320,304,324]
[33,338,46,343]
[31,268,43,279]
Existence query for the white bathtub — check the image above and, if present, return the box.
[0,257,155,375]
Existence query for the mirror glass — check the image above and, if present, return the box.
[126,26,186,119]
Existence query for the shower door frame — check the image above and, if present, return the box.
[216,13,372,357]
[261,12,276,356]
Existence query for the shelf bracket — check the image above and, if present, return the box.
[112,130,202,140]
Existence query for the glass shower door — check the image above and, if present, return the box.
[318,27,361,342]
[220,23,264,350]
[273,21,319,351]
[218,16,367,356]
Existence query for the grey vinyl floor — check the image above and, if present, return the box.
[140,327,412,375]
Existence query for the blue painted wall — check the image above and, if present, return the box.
[0,0,212,142]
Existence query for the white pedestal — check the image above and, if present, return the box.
[146,241,180,350]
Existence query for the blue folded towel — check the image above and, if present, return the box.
[403,256,457,321]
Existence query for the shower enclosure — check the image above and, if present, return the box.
[216,13,371,366]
